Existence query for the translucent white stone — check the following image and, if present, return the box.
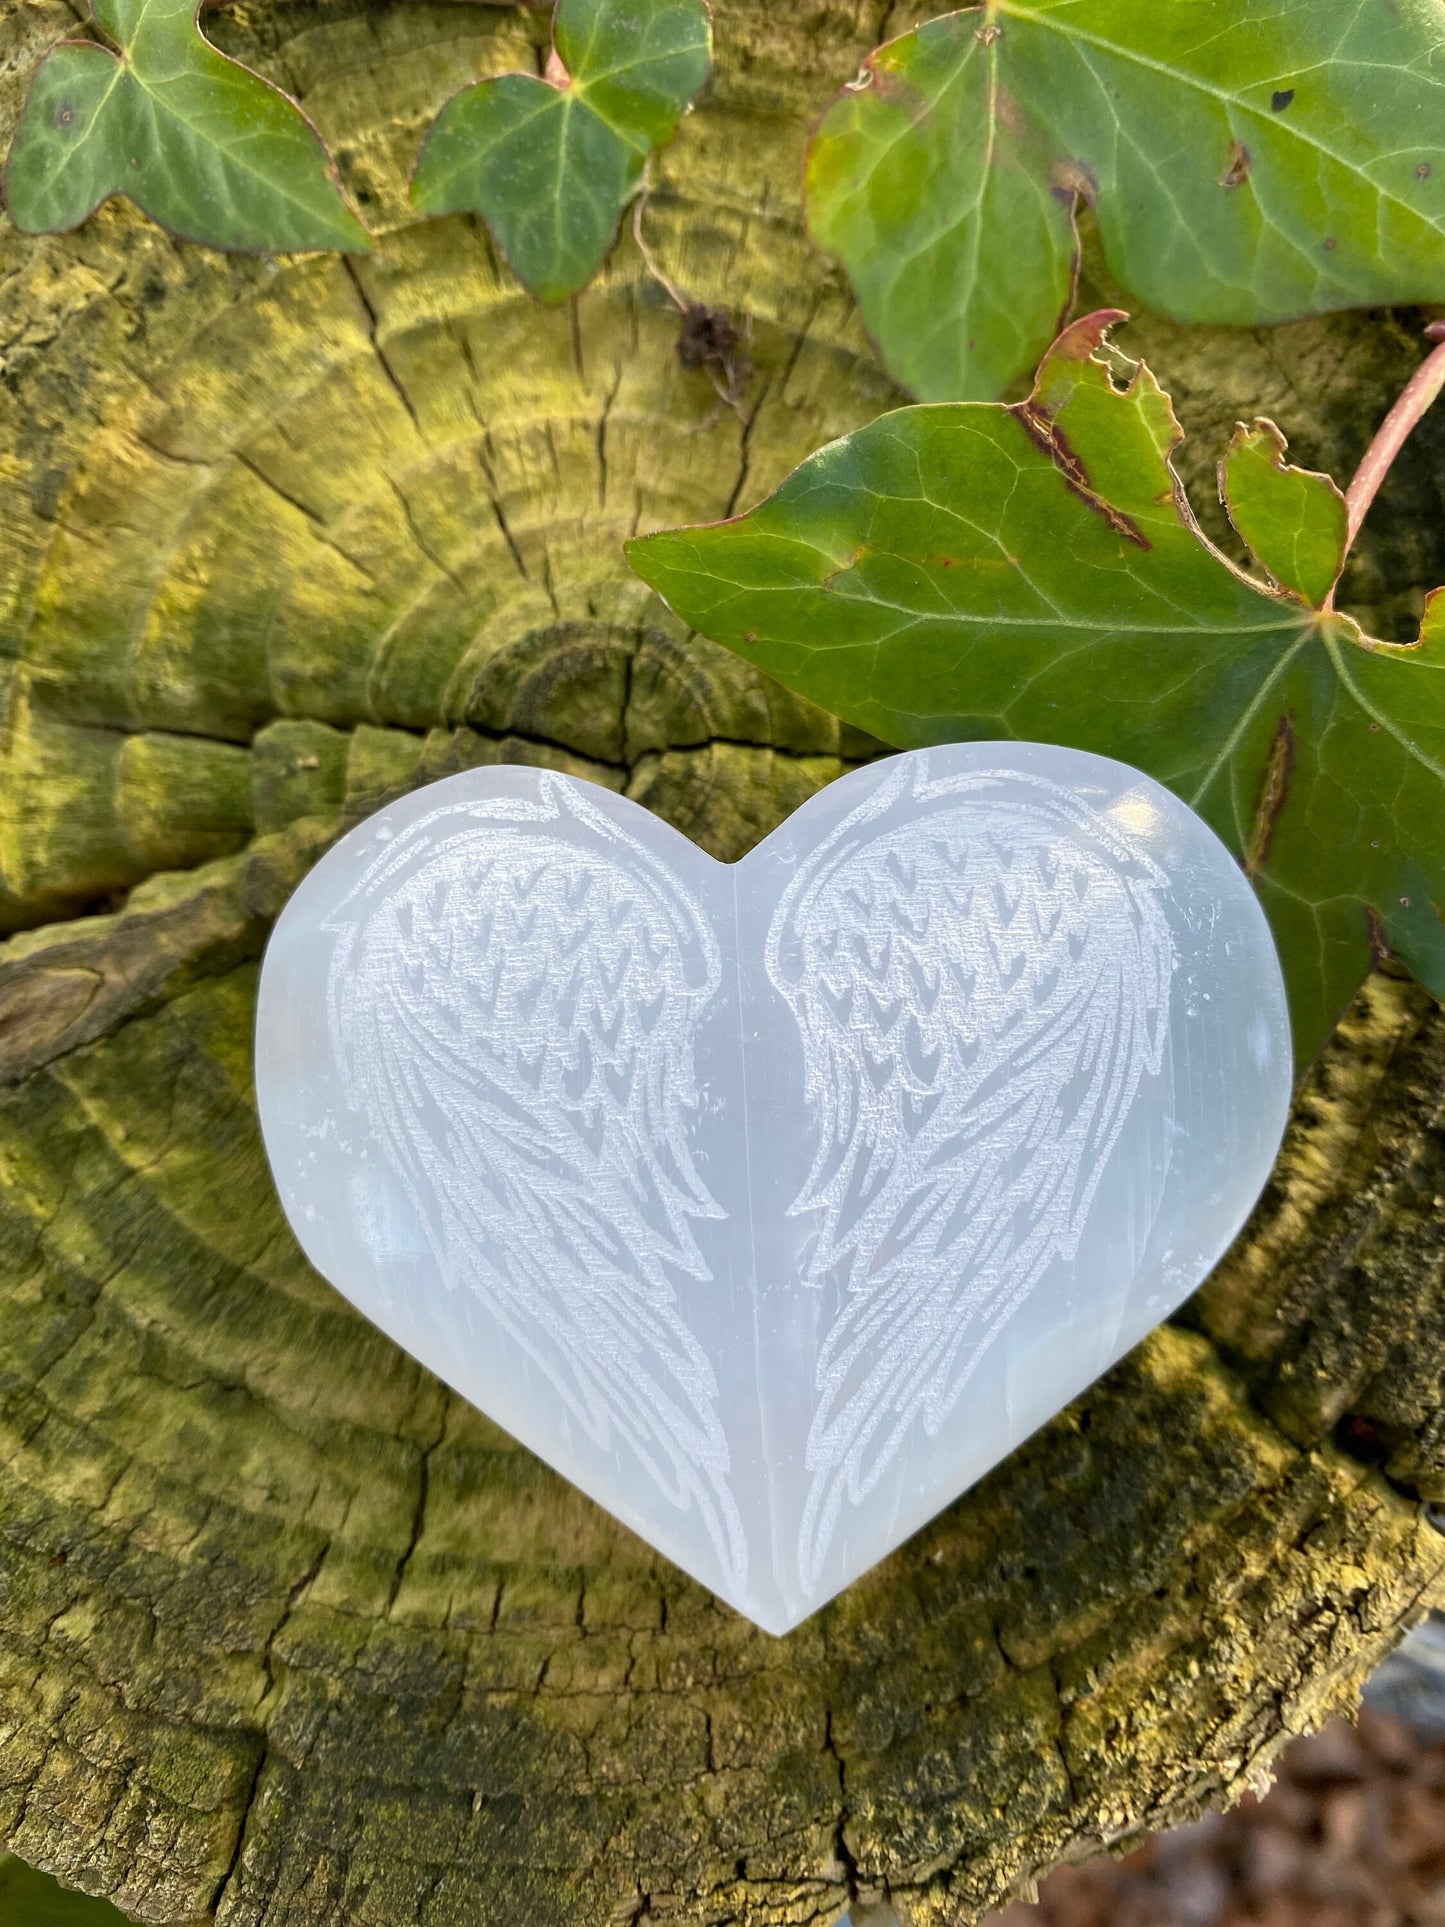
[256,743,1291,1634]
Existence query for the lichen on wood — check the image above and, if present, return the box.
[0,3,1442,1924]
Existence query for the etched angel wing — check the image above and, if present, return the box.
[326,776,746,1590]
[767,762,1175,1594]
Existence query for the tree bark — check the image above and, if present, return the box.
[0,2,1443,1922]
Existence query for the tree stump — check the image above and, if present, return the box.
[0,3,1443,1922]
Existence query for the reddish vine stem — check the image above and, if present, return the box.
[1334,322,1445,594]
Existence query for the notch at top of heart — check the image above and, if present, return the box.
[255,743,1292,1634]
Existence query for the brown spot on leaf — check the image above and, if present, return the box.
[1244,710,1296,878]
[1418,161,1433,180]
[1050,158,1098,205]
[1365,905,1393,968]
[1013,405,1152,551]
[1323,236,1338,251]
[862,62,929,119]
[993,83,1027,140]
[1220,141,1251,189]
[1272,88,1295,111]
[976,21,1002,44]
[54,101,75,127]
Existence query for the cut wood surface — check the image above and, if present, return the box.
[0,3,1443,1922]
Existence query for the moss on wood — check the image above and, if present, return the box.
[0,2,1443,1922]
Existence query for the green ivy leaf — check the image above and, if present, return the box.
[806,1,1445,402]
[0,1853,132,1926]
[3,0,369,253]
[1221,419,1348,608]
[627,313,1445,1065]
[412,0,712,304]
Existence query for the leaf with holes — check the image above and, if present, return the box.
[3,0,369,252]
[627,312,1445,1065]
[412,0,712,304]
[805,0,1445,402]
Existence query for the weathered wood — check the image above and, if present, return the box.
[0,3,1443,1922]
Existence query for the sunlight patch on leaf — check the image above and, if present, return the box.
[805,0,1445,401]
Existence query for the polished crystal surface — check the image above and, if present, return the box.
[255,743,1292,1634]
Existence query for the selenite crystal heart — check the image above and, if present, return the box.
[255,743,1291,1634]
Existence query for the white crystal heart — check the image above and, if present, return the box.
[256,743,1291,1634]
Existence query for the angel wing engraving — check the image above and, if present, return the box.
[325,776,747,1590]
[766,761,1175,1595]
